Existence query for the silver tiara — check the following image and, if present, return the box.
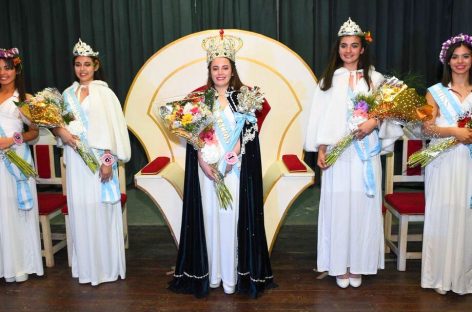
[338,17,364,37]
[72,38,99,57]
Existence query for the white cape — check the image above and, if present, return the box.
[66,81,131,162]
[304,67,402,153]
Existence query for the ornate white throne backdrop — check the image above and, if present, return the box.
[124,29,316,251]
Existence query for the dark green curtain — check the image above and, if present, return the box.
[1,0,471,182]
[279,0,471,88]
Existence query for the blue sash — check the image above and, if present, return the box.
[428,83,472,156]
[353,133,381,197]
[0,125,34,210]
[348,89,382,197]
[64,87,121,204]
[213,101,257,177]
[429,83,472,208]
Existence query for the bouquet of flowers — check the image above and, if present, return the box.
[407,113,472,167]
[158,89,214,149]
[15,88,100,173]
[324,77,432,166]
[159,88,233,209]
[325,93,377,166]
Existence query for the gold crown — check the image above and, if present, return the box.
[338,17,364,37]
[73,38,99,57]
[201,29,243,63]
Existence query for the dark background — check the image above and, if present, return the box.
[2,0,471,179]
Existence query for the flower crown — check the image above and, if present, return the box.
[0,47,22,70]
[201,29,243,64]
[439,33,472,64]
[338,17,373,43]
[73,38,99,57]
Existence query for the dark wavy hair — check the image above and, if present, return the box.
[72,55,106,82]
[441,42,472,87]
[206,58,243,90]
[319,35,372,92]
[0,56,26,101]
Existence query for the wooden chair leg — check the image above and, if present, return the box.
[397,215,409,271]
[384,210,392,254]
[64,215,72,267]
[40,215,54,267]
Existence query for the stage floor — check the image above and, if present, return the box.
[2,225,471,312]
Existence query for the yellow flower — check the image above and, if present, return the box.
[181,113,193,126]
[166,113,176,122]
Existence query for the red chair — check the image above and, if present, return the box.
[32,129,68,267]
[383,136,426,271]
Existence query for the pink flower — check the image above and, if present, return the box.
[199,128,218,145]
[190,106,200,114]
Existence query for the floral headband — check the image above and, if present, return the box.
[439,33,472,64]
[0,47,22,71]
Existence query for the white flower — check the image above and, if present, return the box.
[192,113,202,122]
[67,120,84,135]
[172,121,182,128]
[183,102,194,114]
[201,144,221,164]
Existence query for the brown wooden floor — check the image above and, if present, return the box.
[1,225,471,312]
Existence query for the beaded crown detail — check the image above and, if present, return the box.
[201,29,243,64]
[439,33,472,64]
[338,17,364,37]
[72,38,99,57]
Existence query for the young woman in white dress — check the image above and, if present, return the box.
[169,30,274,298]
[305,18,400,288]
[421,34,472,295]
[0,48,43,283]
[53,39,131,286]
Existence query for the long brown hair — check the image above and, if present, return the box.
[0,57,26,101]
[206,58,243,90]
[441,42,472,87]
[319,36,372,91]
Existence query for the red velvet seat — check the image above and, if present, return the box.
[38,193,67,215]
[384,193,425,214]
[141,156,170,175]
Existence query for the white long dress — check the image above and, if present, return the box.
[63,81,130,286]
[305,68,401,276]
[0,91,43,282]
[421,90,472,294]
[198,104,240,293]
